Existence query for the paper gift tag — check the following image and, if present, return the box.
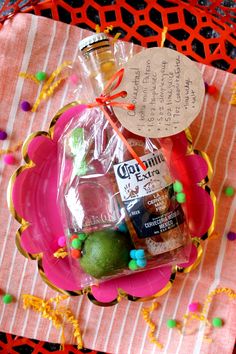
[113,47,205,138]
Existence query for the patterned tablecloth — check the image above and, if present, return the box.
[0,13,235,354]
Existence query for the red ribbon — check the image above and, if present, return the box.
[87,69,147,171]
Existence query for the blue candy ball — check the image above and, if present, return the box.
[118,223,128,233]
[137,258,147,268]
[130,249,136,259]
[136,249,145,259]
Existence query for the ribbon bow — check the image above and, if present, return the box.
[87,68,146,170]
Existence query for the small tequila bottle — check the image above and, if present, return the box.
[63,33,120,234]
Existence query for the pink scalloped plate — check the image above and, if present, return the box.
[8,104,216,305]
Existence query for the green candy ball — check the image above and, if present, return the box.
[224,186,235,197]
[212,317,223,327]
[176,192,186,204]
[35,71,47,81]
[3,294,13,304]
[166,319,177,328]
[78,233,87,241]
[129,259,138,271]
[71,238,82,249]
[173,180,183,193]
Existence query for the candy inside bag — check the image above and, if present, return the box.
[57,33,191,287]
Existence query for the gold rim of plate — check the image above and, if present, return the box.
[7,103,216,306]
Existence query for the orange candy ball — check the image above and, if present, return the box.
[71,249,81,259]
[207,85,217,95]
[70,234,78,241]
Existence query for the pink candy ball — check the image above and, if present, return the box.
[69,74,79,85]
[3,154,16,165]
[58,236,67,247]
[188,302,200,312]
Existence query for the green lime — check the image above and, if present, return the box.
[80,229,131,279]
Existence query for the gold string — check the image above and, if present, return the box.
[49,294,83,348]
[141,302,163,349]
[60,330,66,351]
[161,26,168,48]
[95,24,100,33]
[182,312,211,337]
[61,307,83,349]
[19,72,40,85]
[230,83,236,105]
[111,32,121,44]
[31,61,71,112]
[53,248,68,259]
[117,289,127,302]
[22,294,83,349]
[104,25,113,34]
[0,141,23,156]
[95,24,119,43]
[40,77,66,100]
[181,288,236,340]
[201,288,236,317]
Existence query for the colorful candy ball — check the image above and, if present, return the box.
[188,302,200,313]
[71,238,82,249]
[0,130,7,140]
[21,101,31,112]
[129,259,138,271]
[35,71,47,81]
[71,249,81,259]
[3,154,16,165]
[58,236,67,247]
[78,233,87,241]
[212,317,223,327]
[3,294,13,304]
[227,231,236,241]
[136,258,147,268]
[70,234,79,241]
[118,223,128,233]
[166,319,177,328]
[135,249,145,259]
[69,74,79,85]
[176,192,186,203]
[207,85,217,95]
[224,186,235,197]
[173,180,183,193]
[130,250,136,259]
